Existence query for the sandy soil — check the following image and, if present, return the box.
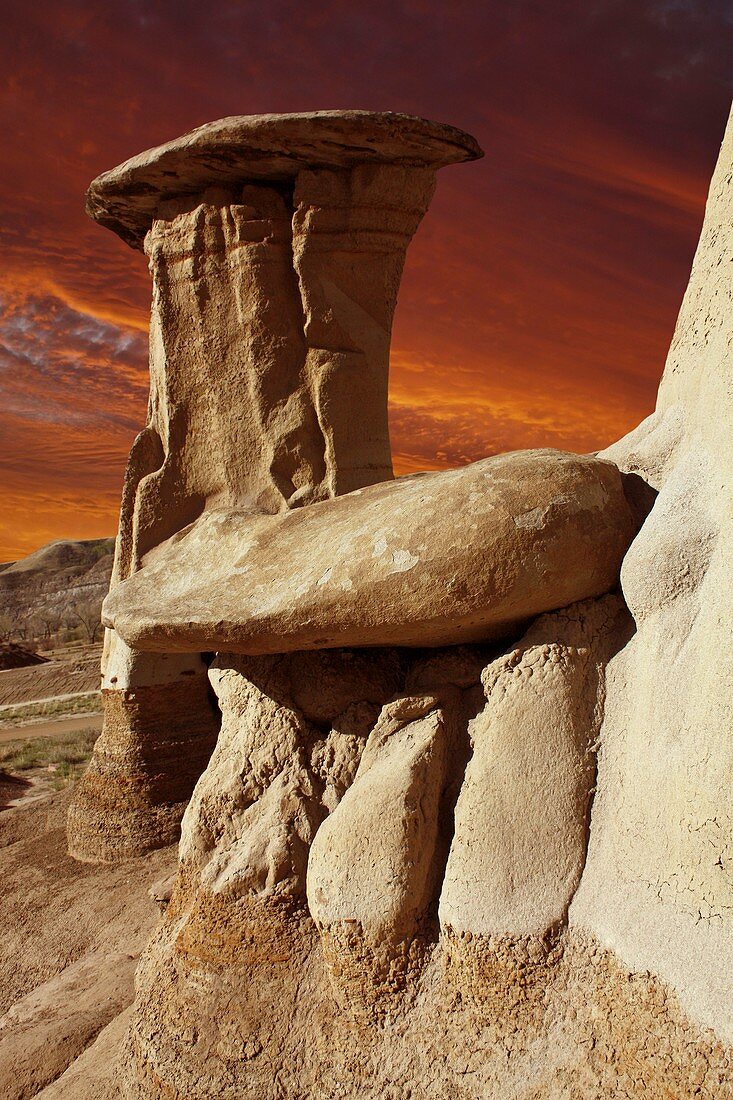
[0,781,174,1099]
[0,654,101,708]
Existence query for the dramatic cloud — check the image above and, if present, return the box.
[1,0,731,557]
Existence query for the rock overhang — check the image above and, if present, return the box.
[86,110,484,249]
[102,448,640,656]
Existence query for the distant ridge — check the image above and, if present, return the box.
[0,537,115,637]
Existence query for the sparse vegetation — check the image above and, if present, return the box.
[0,691,102,727]
[0,727,98,788]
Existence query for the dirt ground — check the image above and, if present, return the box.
[0,715,103,746]
[0,653,101,708]
[0,778,174,1099]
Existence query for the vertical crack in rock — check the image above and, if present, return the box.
[291,164,437,497]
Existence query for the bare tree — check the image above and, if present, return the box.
[36,609,62,641]
[66,601,104,644]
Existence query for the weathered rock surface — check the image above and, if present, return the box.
[104,449,637,653]
[178,648,405,900]
[439,595,629,940]
[569,103,733,1044]
[63,105,733,1099]
[86,110,482,248]
[71,113,476,865]
[308,695,446,934]
[118,631,733,1099]
[91,113,480,578]
[307,695,448,1014]
[0,950,135,1100]
[66,632,219,863]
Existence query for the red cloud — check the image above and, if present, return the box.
[1,0,730,558]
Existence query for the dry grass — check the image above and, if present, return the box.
[0,727,98,788]
[0,692,101,727]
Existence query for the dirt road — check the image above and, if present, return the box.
[0,714,103,745]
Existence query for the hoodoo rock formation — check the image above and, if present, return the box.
[70,107,733,1097]
[68,110,481,862]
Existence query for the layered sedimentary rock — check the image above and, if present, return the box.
[104,449,638,653]
[85,111,482,248]
[0,537,114,632]
[67,632,219,863]
[75,106,733,1097]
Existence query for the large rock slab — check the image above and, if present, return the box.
[103,448,638,654]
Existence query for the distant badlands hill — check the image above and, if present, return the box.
[0,538,115,633]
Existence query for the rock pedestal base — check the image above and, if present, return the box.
[68,644,219,863]
[119,892,731,1100]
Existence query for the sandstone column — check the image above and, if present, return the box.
[66,631,219,863]
[69,111,482,861]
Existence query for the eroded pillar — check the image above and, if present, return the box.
[67,630,219,863]
[69,111,481,862]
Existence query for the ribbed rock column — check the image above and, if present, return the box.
[292,164,436,494]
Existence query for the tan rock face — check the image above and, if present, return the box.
[307,695,448,1014]
[308,695,447,933]
[439,595,630,940]
[123,166,439,569]
[570,103,733,1043]
[104,448,637,653]
[178,648,407,900]
[70,105,733,1097]
[117,619,733,1098]
[74,112,474,865]
[90,112,480,583]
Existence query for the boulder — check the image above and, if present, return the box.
[307,695,447,937]
[103,448,638,654]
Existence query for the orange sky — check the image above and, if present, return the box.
[1,1,732,560]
